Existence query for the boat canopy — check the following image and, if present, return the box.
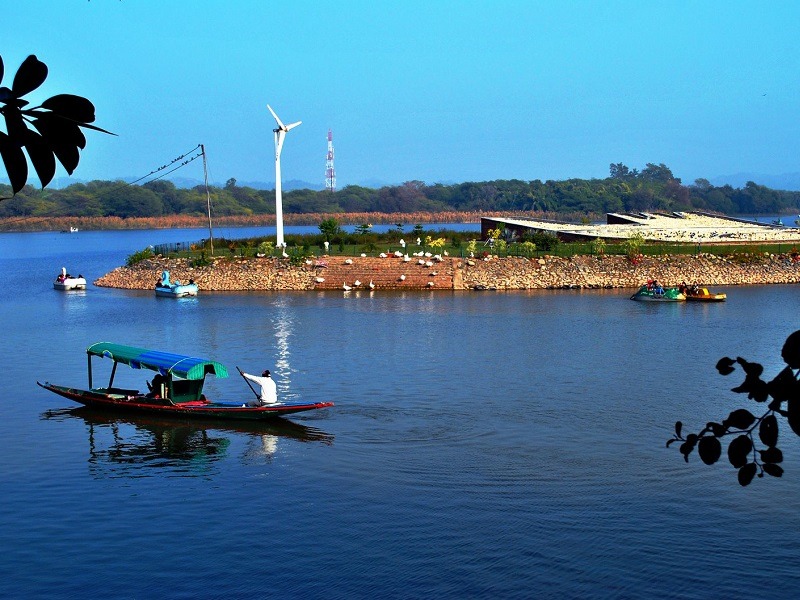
[86,342,229,380]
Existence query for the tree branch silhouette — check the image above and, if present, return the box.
[0,54,113,199]
[668,331,800,486]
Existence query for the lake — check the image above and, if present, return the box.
[2,225,800,599]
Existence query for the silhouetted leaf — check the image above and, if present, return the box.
[767,366,800,403]
[11,55,47,97]
[4,107,27,140]
[738,462,757,486]
[40,94,96,123]
[736,357,764,378]
[0,56,4,85]
[763,463,784,478]
[731,376,769,402]
[724,409,757,430]
[675,421,683,438]
[716,357,736,375]
[759,414,779,448]
[698,436,722,465]
[728,434,752,469]
[666,438,677,448]
[788,398,800,437]
[781,331,800,369]
[0,132,28,194]
[31,116,83,173]
[706,422,725,437]
[759,447,783,464]
[23,129,55,188]
[679,434,699,462]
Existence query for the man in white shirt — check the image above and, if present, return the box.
[241,369,278,405]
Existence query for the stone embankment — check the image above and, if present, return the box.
[94,252,800,292]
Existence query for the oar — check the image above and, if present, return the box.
[236,366,261,401]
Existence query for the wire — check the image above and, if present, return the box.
[0,145,204,228]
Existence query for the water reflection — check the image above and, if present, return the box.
[41,407,333,477]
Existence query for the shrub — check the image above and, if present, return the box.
[126,247,154,266]
[257,241,274,256]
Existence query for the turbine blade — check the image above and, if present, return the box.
[267,104,285,129]
[286,120,302,131]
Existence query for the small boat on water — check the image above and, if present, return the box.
[155,270,198,298]
[38,342,334,421]
[630,282,685,302]
[684,286,727,302]
[53,267,86,291]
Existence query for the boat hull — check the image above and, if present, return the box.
[38,382,333,420]
[685,287,726,302]
[630,287,685,302]
[54,277,87,291]
[155,284,198,298]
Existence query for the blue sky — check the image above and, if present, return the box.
[4,1,800,188]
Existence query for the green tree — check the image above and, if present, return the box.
[318,217,342,242]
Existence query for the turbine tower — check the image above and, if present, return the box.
[325,129,336,192]
[267,104,301,247]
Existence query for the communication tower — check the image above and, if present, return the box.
[325,129,336,192]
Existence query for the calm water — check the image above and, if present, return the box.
[2,226,800,599]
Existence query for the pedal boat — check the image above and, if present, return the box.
[685,287,727,302]
[38,342,333,421]
[155,270,198,298]
[630,284,686,302]
[53,267,86,291]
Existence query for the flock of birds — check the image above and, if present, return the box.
[320,250,449,292]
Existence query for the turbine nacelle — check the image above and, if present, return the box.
[268,104,302,132]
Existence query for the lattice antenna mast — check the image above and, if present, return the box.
[325,129,336,192]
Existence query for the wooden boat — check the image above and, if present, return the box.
[155,270,198,298]
[37,342,333,421]
[630,284,685,302]
[53,267,86,291]
[684,286,727,302]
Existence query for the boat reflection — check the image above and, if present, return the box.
[42,407,333,476]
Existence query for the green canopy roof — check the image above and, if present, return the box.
[87,342,229,380]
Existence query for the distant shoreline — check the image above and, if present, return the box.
[0,211,522,233]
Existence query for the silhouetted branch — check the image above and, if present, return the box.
[0,54,113,198]
[667,331,800,486]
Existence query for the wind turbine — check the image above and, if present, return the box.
[267,104,301,248]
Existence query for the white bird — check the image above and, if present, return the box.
[345,258,353,265]
[433,254,443,262]
[399,274,406,281]
[418,259,426,265]
[368,280,375,289]
[399,239,406,248]
[427,281,435,287]
[394,250,403,257]
[305,259,313,265]
[430,271,438,276]
[361,253,367,257]
[443,250,449,256]
[424,252,432,258]
[354,279,361,287]
[315,277,325,283]
[282,251,289,258]
[425,261,434,267]
[380,253,387,258]
[403,254,411,262]
[342,282,352,291]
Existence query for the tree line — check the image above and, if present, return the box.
[2,164,799,220]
